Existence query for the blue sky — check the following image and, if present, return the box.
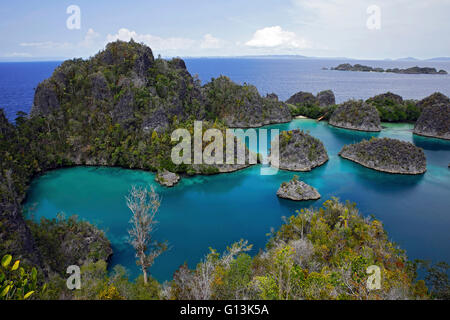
[1,0,449,60]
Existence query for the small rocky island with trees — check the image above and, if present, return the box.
[329,100,381,132]
[339,137,427,174]
[277,175,321,201]
[271,129,328,171]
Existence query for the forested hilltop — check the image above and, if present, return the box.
[0,40,289,273]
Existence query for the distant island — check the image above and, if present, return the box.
[331,63,448,75]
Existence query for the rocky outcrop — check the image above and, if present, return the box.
[413,93,450,140]
[339,137,426,174]
[286,91,317,106]
[277,176,321,201]
[317,90,336,107]
[155,169,180,187]
[415,92,450,110]
[203,76,292,128]
[271,129,328,171]
[286,90,336,107]
[367,92,404,105]
[329,100,381,132]
[31,79,60,117]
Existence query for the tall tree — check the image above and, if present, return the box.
[126,185,167,284]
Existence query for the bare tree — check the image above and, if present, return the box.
[126,185,167,284]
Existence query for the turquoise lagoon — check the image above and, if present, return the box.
[25,120,450,281]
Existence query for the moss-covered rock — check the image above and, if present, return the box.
[339,137,426,174]
[329,100,381,132]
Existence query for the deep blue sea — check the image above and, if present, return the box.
[1,59,449,282]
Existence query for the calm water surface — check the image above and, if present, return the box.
[25,120,450,281]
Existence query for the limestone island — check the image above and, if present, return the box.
[155,169,180,187]
[329,100,381,132]
[413,92,450,140]
[276,175,321,201]
[339,137,427,174]
[270,129,328,171]
[331,63,447,75]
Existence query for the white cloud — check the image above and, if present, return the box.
[200,34,224,49]
[81,28,101,47]
[19,41,72,49]
[245,26,311,49]
[106,28,196,51]
[3,52,32,58]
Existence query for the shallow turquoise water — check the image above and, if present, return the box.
[25,120,450,281]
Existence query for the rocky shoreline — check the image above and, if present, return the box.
[339,137,427,174]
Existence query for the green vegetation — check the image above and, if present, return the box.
[4,195,449,300]
[288,103,337,120]
[366,92,420,122]
[1,254,45,300]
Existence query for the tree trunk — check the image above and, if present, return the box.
[140,256,148,284]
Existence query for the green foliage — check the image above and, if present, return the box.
[288,103,337,120]
[366,95,420,122]
[0,254,45,300]
[27,214,112,275]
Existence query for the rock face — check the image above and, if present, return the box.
[317,90,336,107]
[271,129,328,171]
[277,176,321,201]
[416,92,450,110]
[329,100,381,132]
[413,93,450,140]
[339,137,427,174]
[286,91,317,106]
[286,90,336,107]
[155,169,180,187]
